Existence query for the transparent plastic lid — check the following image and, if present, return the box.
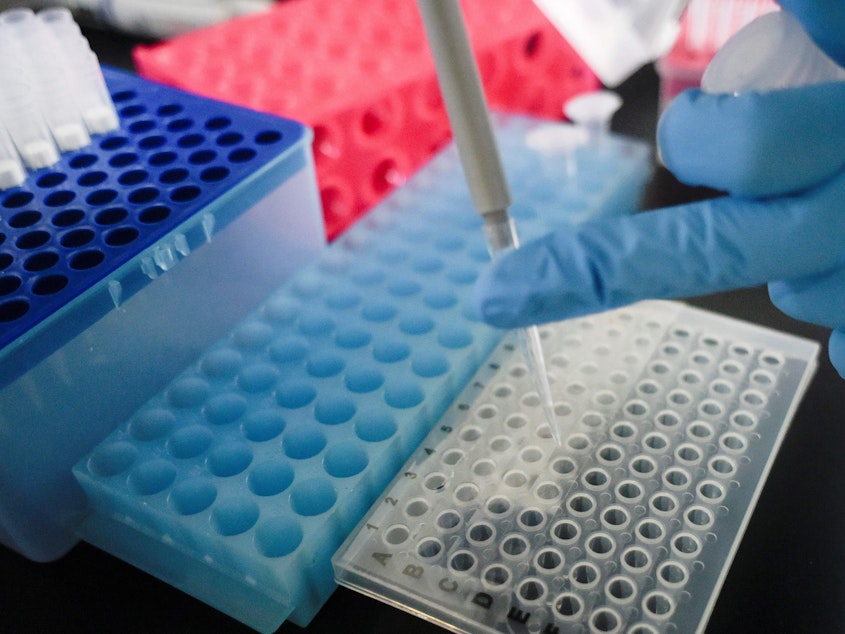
[701,9,845,94]
[532,0,690,86]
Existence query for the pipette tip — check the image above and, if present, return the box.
[519,325,562,446]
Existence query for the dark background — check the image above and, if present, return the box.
[2,21,843,634]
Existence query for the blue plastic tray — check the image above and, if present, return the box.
[74,114,651,631]
[0,67,325,561]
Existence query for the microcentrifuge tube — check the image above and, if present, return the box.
[0,76,60,170]
[38,8,119,134]
[0,123,26,189]
[564,90,623,148]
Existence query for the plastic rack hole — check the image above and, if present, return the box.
[52,209,85,226]
[517,508,545,530]
[587,533,615,557]
[637,519,664,543]
[60,229,94,248]
[170,185,201,202]
[69,250,104,270]
[486,496,511,516]
[157,103,183,117]
[449,550,477,573]
[552,519,580,545]
[483,565,510,588]
[32,275,68,295]
[644,592,674,619]
[229,148,257,163]
[518,579,546,603]
[622,547,651,572]
[149,151,178,166]
[139,205,171,224]
[384,525,410,546]
[501,535,529,558]
[200,166,230,182]
[105,227,139,247]
[616,480,643,503]
[554,593,583,619]
[188,149,216,165]
[417,538,442,559]
[551,456,577,476]
[658,561,689,587]
[24,252,58,272]
[606,576,636,603]
[16,231,50,249]
[454,483,479,503]
[467,522,495,545]
[0,276,21,296]
[535,548,563,572]
[570,562,599,589]
[405,499,429,518]
[68,154,97,169]
[9,210,42,227]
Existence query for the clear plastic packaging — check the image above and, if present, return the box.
[532,0,690,86]
[701,9,845,93]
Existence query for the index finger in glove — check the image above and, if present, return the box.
[474,172,845,329]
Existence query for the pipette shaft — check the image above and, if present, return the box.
[416,0,560,444]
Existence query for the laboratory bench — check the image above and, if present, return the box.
[2,22,844,634]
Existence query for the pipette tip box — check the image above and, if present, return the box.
[72,114,651,632]
[334,301,817,634]
[0,66,325,562]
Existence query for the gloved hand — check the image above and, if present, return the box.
[474,0,845,377]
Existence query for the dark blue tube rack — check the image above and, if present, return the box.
[0,67,325,562]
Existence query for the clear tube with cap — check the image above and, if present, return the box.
[0,123,26,189]
[0,6,120,186]
[0,76,60,170]
[701,9,845,93]
[1,8,90,151]
[38,8,119,134]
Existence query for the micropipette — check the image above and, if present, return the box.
[416,0,561,444]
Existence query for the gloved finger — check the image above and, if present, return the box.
[658,83,845,198]
[828,330,845,378]
[778,0,845,66]
[769,267,845,330]
[474,172,845,329]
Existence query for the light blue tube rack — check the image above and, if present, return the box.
[73,114,652,632]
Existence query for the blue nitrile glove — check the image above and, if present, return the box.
[474,1,845,377]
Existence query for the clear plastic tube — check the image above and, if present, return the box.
[0,7,120,186]
[0,77,60,170]
[38,8,119,134]
[564,91,623,149]
[0,122,26,189]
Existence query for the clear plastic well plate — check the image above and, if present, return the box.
[334,300,818,634]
